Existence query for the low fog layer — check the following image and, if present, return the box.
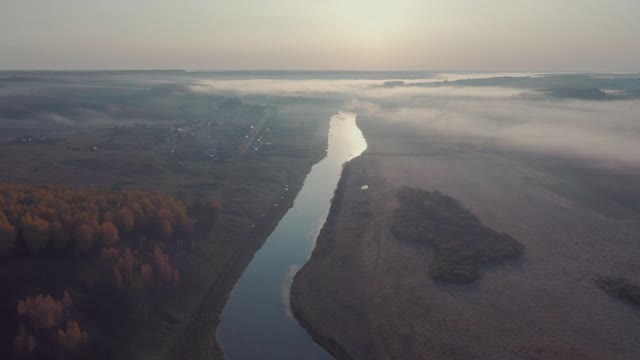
[2,72,640,166]
[192,73,640,167]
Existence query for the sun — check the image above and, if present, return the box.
[331,1,418,46]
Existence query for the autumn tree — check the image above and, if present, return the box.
[153,245,178,285]
[70,212,92,229]
[157,208,173,223]
[131,203,146,233]
[53,320,88,350]
[17,293,66,329]
[173,208,194,236]
[0,183,215,264]
[15,291,87,356]
[100,222,119,247]
[139,199,157,228]
[13,325,36,356]
[114,207,134,235]
[74,224,96,252]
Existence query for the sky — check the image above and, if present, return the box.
[1,0,639,71]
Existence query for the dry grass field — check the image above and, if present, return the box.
[293,115,640,360]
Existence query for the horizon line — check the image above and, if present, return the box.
[1,69,639,75]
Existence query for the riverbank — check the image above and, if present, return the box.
[291,155,393,360]
[126,109,333,360]
[165,154,321,360]
[290,160,360,360]
[214,112,365,359]
[292,115,640,359]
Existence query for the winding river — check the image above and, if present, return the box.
[217,112,367,359]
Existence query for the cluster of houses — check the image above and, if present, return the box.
[249,127,273,153]
[164,126,196,143]
[11,134,52,145]
[161,100,274,166]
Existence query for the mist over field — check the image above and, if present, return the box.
[2,72,639,165]
[184,73,640,166]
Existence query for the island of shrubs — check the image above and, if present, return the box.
[390,187,523,283]
[598,277,640,307]
[0,183,221,357]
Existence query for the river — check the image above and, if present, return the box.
[217,112,367,359]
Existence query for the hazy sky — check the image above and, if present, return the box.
[1,0,639,71]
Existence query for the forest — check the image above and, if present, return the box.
[0,183,221,358]
[390,187,523,283]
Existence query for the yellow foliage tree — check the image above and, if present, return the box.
[99,222,119,247]
[115,207,134,235]
[74,224,96,253]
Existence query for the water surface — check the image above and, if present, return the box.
[217,112,367,359]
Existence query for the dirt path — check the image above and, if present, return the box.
[366,182,394,360]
